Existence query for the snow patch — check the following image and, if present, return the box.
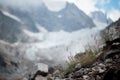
[58,15,62,18]
[35,23,48,33]
[1,10,22,22]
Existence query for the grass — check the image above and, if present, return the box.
[78,49,96,66]
[65,48,97,74]
[65,36,101,73]
[64,53,77,73]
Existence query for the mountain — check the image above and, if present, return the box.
[0,2,96,43]
[0,10,22,43]
[8,2,95,32]
[33,2,96,31]
[90,11,112,24]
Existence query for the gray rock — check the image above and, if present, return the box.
[68,73,74,78]
[98,63,105,68]
[84,68,91,74]
[98,67,106,73]
[104,50,120,59]
[53,70,61,77]
[105,59,112,63]
[72,70,83,78]
[78,68,84,75]
[54,77,66,80]
[96,75,101,80]
[35,75,47,80]
[35,63,49,73]
[75,63,81,70]
[83,75,90,80]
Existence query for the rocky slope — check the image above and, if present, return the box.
[26,19,120,80]
[0,40,36,80]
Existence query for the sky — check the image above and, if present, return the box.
[0,0,120,21]
[95,0,120,21]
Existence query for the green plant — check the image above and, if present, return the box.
[65,48,97,73]
[66,54,78,72]
[65,35,103,73]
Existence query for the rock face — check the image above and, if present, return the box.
[31,63,49,80]
[0,40,19,77]
[0,40,36,80]
[101,18,120,41]
[90,11,112,24]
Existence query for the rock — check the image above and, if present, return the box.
[116,70,120,80]
[92,62,99,66]
[78,68,84,75]
[68,73,73,78]
[103,18,120,41]
[35,75,47,80]
[105,59,112,63]
[75,63,81,70]
[104,50,120,59]
[31,63,49,80]
[98,67,105,73]
[103,68,115,80]
[103,68,120,80]
[36,63,48,73]
[22,77,28,80]
[83,75,90,80]
[92,67,99,73]
[47,77,54,80]
[54,77,65,80]
[31,70,48,80]
[96,75,101,80]
[83,68,91,74]
[88,71,94,76]
[47,74,53,80]
[115,55,119,59]
[53,70,61,77]
[98,63,105,68]
[72,70,82,78]
[48,67,54,74]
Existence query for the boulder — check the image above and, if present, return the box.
[31,63,49,80]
